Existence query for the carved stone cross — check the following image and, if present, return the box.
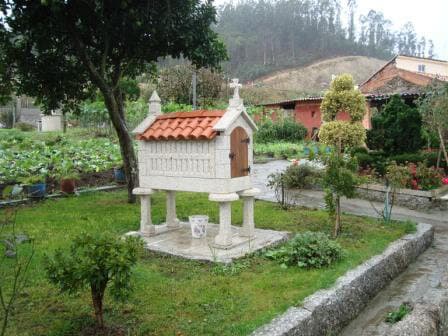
[230,78,242,100]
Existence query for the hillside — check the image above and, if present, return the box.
[217,1,431,81]
[252,56,386,97]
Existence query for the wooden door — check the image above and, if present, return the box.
[230,127,249,178]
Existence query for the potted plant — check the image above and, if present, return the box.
[19,175,47,198]
[58,171,80,194]
[113,163,126,184]
[54,162,80,194]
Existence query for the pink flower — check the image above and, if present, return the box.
[442,177,448,185]
[411,179,419,190]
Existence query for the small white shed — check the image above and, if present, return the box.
[132,80,260,248]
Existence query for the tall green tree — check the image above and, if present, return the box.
[0,0,226,202]
[367,95,423,155]
[319,74,366,237]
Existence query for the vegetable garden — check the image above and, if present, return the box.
[0,129,121,195]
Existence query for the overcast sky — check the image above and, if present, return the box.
[214,0,448,60]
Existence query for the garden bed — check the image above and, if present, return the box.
[356,183,448,211]
[0,190,415,335]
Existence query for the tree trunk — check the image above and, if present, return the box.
[91,286,105,329]
[334,195,341,238]
[62,111,67,133]
[68,30,138,203]
[103,92,138,204]
[437,127,448,166]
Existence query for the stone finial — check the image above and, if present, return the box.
[148,90,161,116]
[229,78,243,107]
[230,78,242,100]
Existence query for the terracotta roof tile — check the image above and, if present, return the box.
[137,110,225,141]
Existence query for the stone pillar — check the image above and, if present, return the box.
[238,188,261,238]
[166,190,179,228]
[209,192,239,248]
[133,187,155,236]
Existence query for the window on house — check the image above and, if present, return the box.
[311,111,316,118]
[418,64,426,72]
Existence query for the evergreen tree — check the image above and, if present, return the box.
[367,95,424,154]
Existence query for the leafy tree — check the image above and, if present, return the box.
[418,82,448,166]
[158,64,224,106]
[318,74,366,237]
[44,233,142,330]
[0,0,227,203]
[367,95,423,155]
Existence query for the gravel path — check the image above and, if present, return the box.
[253,160,448,335]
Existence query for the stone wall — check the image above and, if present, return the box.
[251,223,434,336]
[356,184,448,211]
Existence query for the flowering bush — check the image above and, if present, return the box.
[386,161,444,191]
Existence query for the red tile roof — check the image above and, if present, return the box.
[137,110,225,141]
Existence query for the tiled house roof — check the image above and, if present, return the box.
[137,110,225,141]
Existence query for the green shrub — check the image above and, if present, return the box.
[356,150,448,177]
[388,153,424,165]
[14,122,35,132]
[367,95,423,154]
[255,118,307,143]
[350,146,368,155]
[419,152,447,171]
[282,164,323,189]
[264,231,344,268]
[385,303,412,323]
[44,233,143,329]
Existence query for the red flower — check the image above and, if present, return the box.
[442,177,448,185]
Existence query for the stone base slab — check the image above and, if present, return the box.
[251,223,434,336]
[127,222,288,263]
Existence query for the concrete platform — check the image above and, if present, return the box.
[127,222,288,263]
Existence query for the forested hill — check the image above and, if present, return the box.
[216,0,435,81]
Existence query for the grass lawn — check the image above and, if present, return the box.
[1,191,415,336]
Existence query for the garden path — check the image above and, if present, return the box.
[253,160,448,335]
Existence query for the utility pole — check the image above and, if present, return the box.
[192,71,197,110]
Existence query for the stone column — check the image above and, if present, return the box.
[166,190,179,228]
[209,192,239,248]
[238,188,261,238]
[133,187,155,236]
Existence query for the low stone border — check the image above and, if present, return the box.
[356,183,448,211]
[251,223,434,336]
